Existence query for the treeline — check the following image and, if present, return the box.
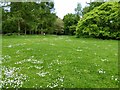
[1,1,120,39]
[1,1,64,35]
[63,1,120,39]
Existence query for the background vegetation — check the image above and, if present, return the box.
[2,1,57,35]
[1,1,120,39]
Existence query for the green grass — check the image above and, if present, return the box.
[2,35,118,88]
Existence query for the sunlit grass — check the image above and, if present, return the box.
[2,35,118,88]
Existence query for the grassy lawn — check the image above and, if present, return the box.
[1,35,118,88]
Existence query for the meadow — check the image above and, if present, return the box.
[1,35,119,88]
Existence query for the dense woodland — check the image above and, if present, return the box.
[0,0,120,39]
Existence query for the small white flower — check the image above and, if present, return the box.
[31,56,34,58]
[50,43,55,46]
[78,57,81,59]
[53,84,58,87]
[98,69,106,74]
[101,59,105,62]
[115,78,118,81]
[101,58,108,62]
[16,50,20,54]
[94,53,97,55]
[8,45,12,48]
[59,78,63,82]
[76,49,82,52]
[58,55,61,57]
[36,72,49,77]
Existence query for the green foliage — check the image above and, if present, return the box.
[82,2,103,15]
[63,13,80,35]
[54,18,64,35]
[69,25,76,35]
[2,17,18,34]
[76,2,120,39]
[2,2,56,35]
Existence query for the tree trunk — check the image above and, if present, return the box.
[29,30,30,35]
[41,31,43,34]
[18,20,20,35]
[25,26,26,35]
[35,25,37,34]
[32,31,34,35]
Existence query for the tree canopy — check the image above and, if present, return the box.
[2,1,57,35]
[82,2,103,15]
[76,2,120,39]
[63,13,80,35]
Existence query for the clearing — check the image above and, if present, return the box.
[1,35,118,88]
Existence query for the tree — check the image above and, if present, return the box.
[54,18,64,35]
[2,1,57,35]
[75,3,82,17]
[76,2,120,39]
[63,13,80,35]
[10,2,24,35]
